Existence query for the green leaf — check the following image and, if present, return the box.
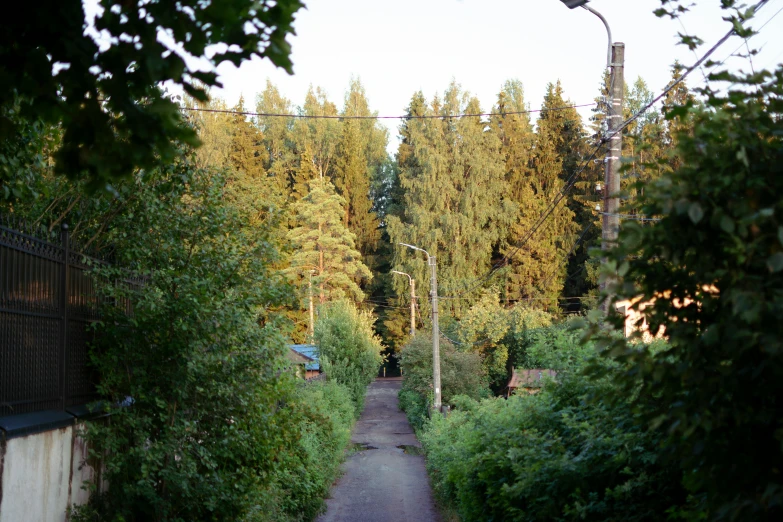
[767,252,783,273]
[720,215,735,234]
[688,202,704,224]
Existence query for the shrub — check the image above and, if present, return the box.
[420,369,685,522]
[314,300,384,413]
[248,380,356,522]
[72,163,299,522]
[398,332,488,429]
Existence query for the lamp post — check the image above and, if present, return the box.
[399,243,441,413]
[392,270,416,337]
[559,0,624,309]
[308,269,316,341]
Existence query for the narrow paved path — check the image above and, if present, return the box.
[317,378,441,522]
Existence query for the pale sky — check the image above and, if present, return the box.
[85,0,783,150]
[205,0,783,149]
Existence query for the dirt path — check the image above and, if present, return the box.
[316,378,441,522]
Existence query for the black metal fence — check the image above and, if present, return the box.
[0,219,136,418]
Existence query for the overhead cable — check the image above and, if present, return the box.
[179,103,596,120]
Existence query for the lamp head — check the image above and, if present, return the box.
[560,0,589,8]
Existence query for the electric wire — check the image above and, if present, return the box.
[440,2,770,300]
[178,103,597,121]
[605,0,772,144]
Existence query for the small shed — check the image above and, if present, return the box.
[504,369,557,397]
[289,344,321,380]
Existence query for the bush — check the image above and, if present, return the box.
[314,300,384,412]
[248,380,356,522]
[72,163,299,522]
[398,332,489,429]
[420,369,685,522]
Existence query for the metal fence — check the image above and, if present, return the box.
[0,218,136,417]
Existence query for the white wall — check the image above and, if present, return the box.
[0,424,98,522]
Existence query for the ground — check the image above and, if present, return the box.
[316,378,441,522]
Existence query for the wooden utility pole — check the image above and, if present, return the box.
[308,270,315,341]
[410,278,416,337]
[429,255,441,413]
[604,42,625,252]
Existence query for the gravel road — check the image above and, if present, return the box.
[316,378,441,522]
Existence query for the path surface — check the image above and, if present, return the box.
[316,378,441,522]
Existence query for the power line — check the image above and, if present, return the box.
[606,0,772,144]
[440,2,770,300]
[179,103,597,121]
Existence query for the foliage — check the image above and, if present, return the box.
[248,380,356,522]
[286,177,372,303]
[388,81,516,317]
[314,300,384,412]
[398,331,488,429]
[72,159,297,522]
[0,0,303,191]
[586,2,783,519]
[509,319,594,374]
[420,366,685,522]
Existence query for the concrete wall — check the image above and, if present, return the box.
[0,424,98,522]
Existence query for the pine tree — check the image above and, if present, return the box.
[286,177,372,304]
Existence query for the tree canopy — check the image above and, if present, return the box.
[0,0,304,193]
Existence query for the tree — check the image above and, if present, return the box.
[334,78,388,258]
[0,0,304,193]
[256,80,297,204]
[293,86,341,181]
[286,177,372,304]
[592,2,783,518]
[388,82,514,317]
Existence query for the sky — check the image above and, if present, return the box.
[85,0,783,151]
[201,0,783,150]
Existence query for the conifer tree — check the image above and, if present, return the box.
[334,79,387,258]
[388,82,512,317]
[256,81,296,202]
[286,177,372,304]
[225,96,279,220]
[293,86,340,181]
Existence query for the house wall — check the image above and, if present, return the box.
[0,424,98,522]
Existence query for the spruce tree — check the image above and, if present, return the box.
[388,82,512,317]
[334,79,387,258]
[256,81,296,203]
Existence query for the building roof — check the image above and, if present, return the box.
[507,369,557,389]
[289,344,320,371]
[286,347,313,366]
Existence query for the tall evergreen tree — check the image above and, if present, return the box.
[388,82,513,318]
[286,177,372,304]
[334,79,388,258]
[256,81,296,203]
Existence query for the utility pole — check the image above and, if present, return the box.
[559,1,624,309]
[429,255,441,413]
[399,243,442,413]
[604,42,624,255]
[410,278,416,337]
[392,270,416,337]
[308,270,315,341]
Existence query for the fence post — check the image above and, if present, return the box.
[59,223,69,409]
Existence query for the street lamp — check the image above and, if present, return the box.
[392,270,416,337]
[398,242,442,413]
[558,0,624,310]
[560,0,589,8]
